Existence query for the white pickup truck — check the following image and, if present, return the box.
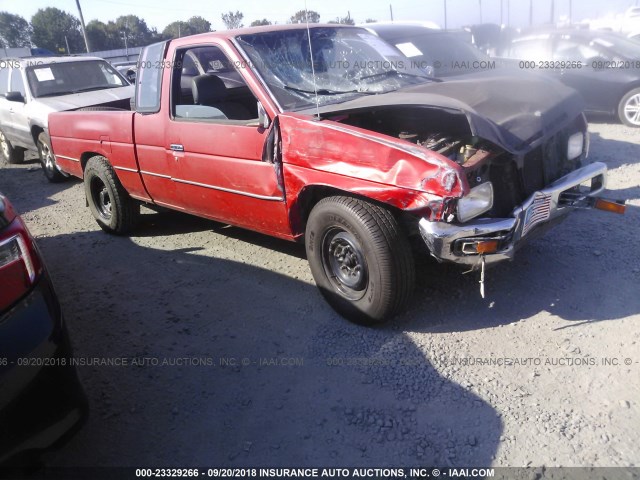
[0,56,134,181]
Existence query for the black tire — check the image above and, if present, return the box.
[618,87,640,128]
[37,132,68,183]
[84,155,139,234]
[0,129,25,164]
[305,196,415,325]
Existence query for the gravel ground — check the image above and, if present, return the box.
[0,121,638,469]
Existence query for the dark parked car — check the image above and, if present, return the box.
[0,193,87,465]
[498,29,640,127]
[365,23,497,77]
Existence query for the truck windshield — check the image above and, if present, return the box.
[26,60,127,98]
[236,27,433,110]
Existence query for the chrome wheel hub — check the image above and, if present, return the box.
[0,132,9,158]
[40,143,54,170]
[624,94,640,126]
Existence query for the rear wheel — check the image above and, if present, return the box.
[84,156,139,234]
[37,132,67,182]
[305,196,415,325]
[618,88,640,127]
[0,129,25,164]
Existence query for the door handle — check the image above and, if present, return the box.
[170,144,184,152]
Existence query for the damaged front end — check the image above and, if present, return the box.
[416,116,626,268]
[327,106,625,270]
[419,161,611,266]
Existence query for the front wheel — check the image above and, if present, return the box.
[618,88,640,127]
[37,132,67,182]
[84,156,139,234]
[305,196,415,325]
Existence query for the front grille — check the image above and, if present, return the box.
[472,114,587,221]
[488,125,583,217]
[522,146,546,196]
[488,160,523,217]
[522,128,571,197]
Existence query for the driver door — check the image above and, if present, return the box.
[167,43,290,237]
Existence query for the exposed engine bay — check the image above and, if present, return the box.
[332,106,588,218]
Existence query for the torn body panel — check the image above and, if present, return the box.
[277,112,469,236]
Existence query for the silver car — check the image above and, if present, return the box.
[0,56,134,182]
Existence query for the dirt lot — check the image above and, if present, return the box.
[0,121,638,469]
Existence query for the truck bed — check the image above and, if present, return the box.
[49,110,151,202]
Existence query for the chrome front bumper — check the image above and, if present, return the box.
[419,162,608,267]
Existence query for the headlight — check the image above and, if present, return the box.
[457,182,494,223]
[567,132,584,160]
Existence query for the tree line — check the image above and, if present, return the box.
[0,8,371,54]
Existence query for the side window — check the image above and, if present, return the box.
[171,45,258,122]
[0,67,8,95]
[508,39,552,61]
[135,41,167,113]
[554,39,603,62]
[10,68,26,96]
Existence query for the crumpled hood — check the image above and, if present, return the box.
[35,85,134,112]
[306,71,585,154]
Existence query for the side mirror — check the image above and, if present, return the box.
[257,101,270,129]
[5,91,25,103]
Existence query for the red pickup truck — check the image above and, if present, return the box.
[48,25,624,324]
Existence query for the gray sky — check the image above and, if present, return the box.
[0,0,638,32]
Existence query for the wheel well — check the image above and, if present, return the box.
[619,84,640,106]
[30,125,44,146]
[80,152,104,171]
[293,185,408,238]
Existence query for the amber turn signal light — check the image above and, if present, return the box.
[594,198,626,215]
[476,240,499,254]
[460,239,500,255]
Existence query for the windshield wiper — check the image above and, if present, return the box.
[284,85,375,95]
[35,92,73,98]
[69,85,117,94]
[358,70,438,82]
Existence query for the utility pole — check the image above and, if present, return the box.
[550,0,555,24]
[569,0,573,24]
[389,4,394,21]
[500,0,504,26]
[64,35,71,54]
[529,0,533,26]
[122,20,129,59]
[75,0,91,53]
[479,0,483,23]
[443,0,447,29]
